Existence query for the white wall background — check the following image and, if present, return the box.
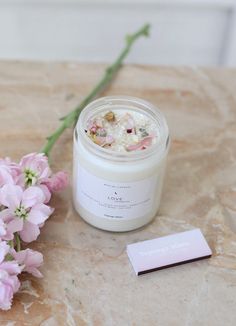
[0,0,236,66]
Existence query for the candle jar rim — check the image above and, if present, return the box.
[75,95,169,162]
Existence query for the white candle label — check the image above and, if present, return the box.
[76,164,157,220]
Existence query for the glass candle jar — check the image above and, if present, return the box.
[73,96,169,232]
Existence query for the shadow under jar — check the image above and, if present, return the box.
[73,96,170,232]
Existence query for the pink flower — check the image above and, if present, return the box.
[11,248,43,278]
[0,219,7,239]
[0,210,23,242]
[43,171,68,192]
[0,158,20,187]
[18,153,67,201]
[0,242,21,310]
[0,184,53,243]
[19,153,51,187]
[38,184,52,204]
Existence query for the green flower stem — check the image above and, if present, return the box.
[41,23,150,157]
[15,233,21,252]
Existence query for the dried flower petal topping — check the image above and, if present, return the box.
[96,128,107,137]
[126,136,153,152]
[104,111,115,122]
[85,110,157,152]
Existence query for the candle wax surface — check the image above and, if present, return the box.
[85,109,158,152]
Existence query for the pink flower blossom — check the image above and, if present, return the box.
[0,184,53,243]
[43,171,68,192]
[11,248,43,278]
[0,219,6,239]
[0,242,21,310]
[17,153,67,201]
[38,184,51,204]
[0,209,23,242]
[0,158,20,187]
[0,153,68,311]
[19,153,51,187]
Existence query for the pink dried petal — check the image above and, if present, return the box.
[105,135,114,144]
[94,136,106,146]
[96,128,107,137]
[90,126,97,134]
[126,142,142,152]
[87,119,94,129]
[126,118,135,130]
[140,136,153,147]
[95,118,103,128]
[126,136,154,152]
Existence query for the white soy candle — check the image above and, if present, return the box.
[73,96,169,232]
